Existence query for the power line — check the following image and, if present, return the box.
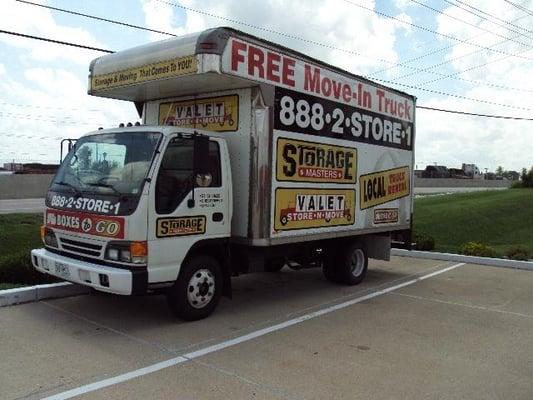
[15,0,177,38]
[443,0,533,36]
[14,0,530,95]
[504,0,533,18]
[409,0,533,48]
[369,77,533,112]
[415,45,533,87]
[0,29,113,53]
[417,106,533,120]
[3,15,533,117]
[368,13,532,76]
[389,34,533,85]
[156,0,533,63]
[0,102,101,113]
[339,0,533,62]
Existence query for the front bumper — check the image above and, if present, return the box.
[31,248,147,295]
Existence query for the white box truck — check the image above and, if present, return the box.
[32,27,416,320]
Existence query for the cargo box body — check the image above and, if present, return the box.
[88,27,415,247]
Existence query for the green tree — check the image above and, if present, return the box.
[496,166,504,176]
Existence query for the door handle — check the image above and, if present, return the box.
[212,212,223,222]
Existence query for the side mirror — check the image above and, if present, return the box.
[193,135,210,175]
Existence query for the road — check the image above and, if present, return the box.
[0,198,45,214]
[0,187,510,214]
[1,256,532,400]
[415,187,508,195]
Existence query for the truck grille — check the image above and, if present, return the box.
[59,237,104,258]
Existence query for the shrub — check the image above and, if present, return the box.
[505,245,530,261]
[413,232,435,251]
[510,181,524,189]
[0,251,56,285]
[459,242,497,258]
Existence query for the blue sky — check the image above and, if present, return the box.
[1,0,532,171]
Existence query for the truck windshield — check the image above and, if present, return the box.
[48,131,161,215]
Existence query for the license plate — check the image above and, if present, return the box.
[54,262,71,279]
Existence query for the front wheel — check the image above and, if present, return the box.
[167,255,222,321]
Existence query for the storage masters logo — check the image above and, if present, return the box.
[276,138,357,184]
[156,216,207,238]
[274,188,355,231]
[359,166,410,209]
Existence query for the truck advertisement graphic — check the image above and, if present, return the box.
[373,208,399,225]
[156,216,207,238]
[274,188,355,231]
[222,38,414,124]
[159,95,239,131]
[90,55,197,91]
[359,166,410,209]
[46,209,125,239]
[274,87,412,151]
[276,137,357,183]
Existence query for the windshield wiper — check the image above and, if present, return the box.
[86,182,122,196]
[54,181,82,197]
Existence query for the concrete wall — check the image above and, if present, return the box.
[0,174,514,199]
[0,174,54,199]
[414,177,512,188]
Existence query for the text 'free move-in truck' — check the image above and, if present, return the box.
[31,27,416,320]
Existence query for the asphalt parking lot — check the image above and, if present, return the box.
[1,256,532,400]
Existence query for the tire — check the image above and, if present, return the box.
[166,255,222,321]
[323,242,368,285]
[265,258,285,272]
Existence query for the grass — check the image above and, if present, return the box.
[414,189,533,256]
[0,283,26,290]
[0,213,55,286]
[0,189,531,287]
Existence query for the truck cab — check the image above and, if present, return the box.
[33,127,233,319]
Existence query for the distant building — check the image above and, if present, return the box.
[3,162,23,172]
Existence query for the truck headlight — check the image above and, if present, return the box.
[41,226,58,248]
[105,241,147,264]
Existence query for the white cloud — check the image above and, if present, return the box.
[0,2,138,163]
[414,0,533,171]
[0,0,108,65]
[140,0,410,74]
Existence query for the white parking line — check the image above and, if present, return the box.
[43,262,465,400]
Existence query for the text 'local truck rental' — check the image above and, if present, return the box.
[32,28,416,320]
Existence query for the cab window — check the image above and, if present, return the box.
[155,138,221,214]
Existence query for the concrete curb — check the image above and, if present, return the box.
[391,249,533,271]
[0,282,90,307]
[2,250,530,308]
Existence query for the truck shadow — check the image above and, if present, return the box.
[25,264,414,353]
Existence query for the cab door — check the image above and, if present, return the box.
[147,136,231,284]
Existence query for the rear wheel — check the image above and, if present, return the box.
[323,242,368,285]
[264,258,285,272]
[167,255,222,321]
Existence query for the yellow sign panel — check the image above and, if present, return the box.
[274,188,355,231]
[159,95,239,131]
[156,216,206,238]
[276,138,357,183]
[91,55,198,91]
[360,166,410,210]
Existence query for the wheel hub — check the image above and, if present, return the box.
[187,269,215,309]
[350,249,365,277]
